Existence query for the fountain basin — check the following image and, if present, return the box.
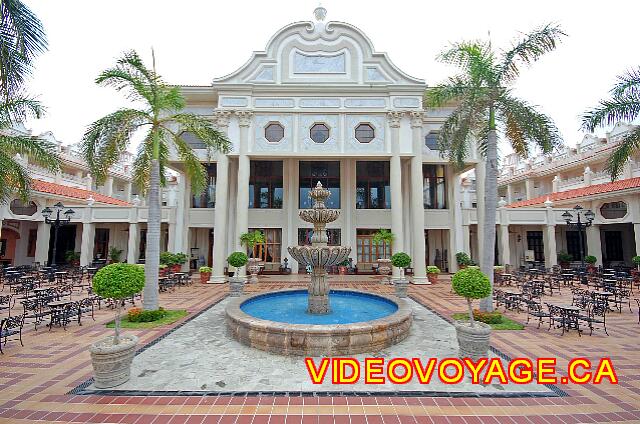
[225,289,412,355]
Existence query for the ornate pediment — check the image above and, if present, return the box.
[212,7,424,88]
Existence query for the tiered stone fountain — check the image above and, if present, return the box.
[225,182,412,355]
[287,182,351,314]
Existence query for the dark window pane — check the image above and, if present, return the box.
[355,123,375,143]
[181,131,207,149]
[423,164,447,209]
[356,161,390,209]
[265,123,284,143]
[249,161,283,209]
[425,131,439,150]
[192,163,217,208]
[299,161,340,208]
[310,123,330,143]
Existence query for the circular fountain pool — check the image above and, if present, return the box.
[226,289,412,356]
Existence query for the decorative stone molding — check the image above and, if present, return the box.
[345,115,385,153]
[236,111,254,127]
[214,110,233,129]
[387,111,403,128]
[253,114,293,152]
[299,114,339,152]
[409,111,424,128]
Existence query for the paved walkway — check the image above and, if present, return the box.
[0,274,639,423]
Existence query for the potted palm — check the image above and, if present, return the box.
[89,263,145,388]
[557,251,572,269]
[109,246,123,264]
[452,267,492,360]
[65,251,80,267]
[240,230,265,283]
[391,252,411,297]
[584,255,597,273]
[456,252,472,269]
[373,229,394,280]
[426,266,441,284]
[228,251,248,296]
[199,266,212,283]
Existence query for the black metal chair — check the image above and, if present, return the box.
[525,299,549,328]
[0,295,14,316]
[0,314,24,354]
[21,299,49,331]
[78,298,95,321]
[579,300,609,336]
[611,282,632,313]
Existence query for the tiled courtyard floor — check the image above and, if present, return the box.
[1,274,639,423]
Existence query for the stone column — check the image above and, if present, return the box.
[586,224,602,265]
[524,178,533,200]
[124,181,133,202]
[235,111,253,253]
[583,167,593,186]
[104,176,114,197]
[35,221,51,266]
[127,223,139,264]
[80,204,95,267]
[498,199,510,266]
[543,199,557,268]
[475,162,486,261]
[211,111,232,283]
[462,225,471,255]
[388,112,404,275]
[409,112,427,283]
[634,223,640,257]
[506,184,514,204]
[552,175,560,192]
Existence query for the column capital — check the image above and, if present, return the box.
[387,111,403,128]
[409,111,424,128]
[235,110,254,127]
[214,110,233,129]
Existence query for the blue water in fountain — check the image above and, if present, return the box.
[240,290,398,324]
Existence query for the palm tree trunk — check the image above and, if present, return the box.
[143,158,161,311]
[479,125,498,312]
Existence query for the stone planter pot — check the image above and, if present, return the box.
[427,273,438,284]
[377,258,392,283]
[454,321,491,360]
[90,334,138,389]
[200,272,211,283]
[229,277,245,297]
[394,278,409,298]
[248,258,261,284]
[338,266,348,275]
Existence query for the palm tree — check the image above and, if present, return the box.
[0,96,60,203]
[582,67,640,180]
[81,50,230,311]
[0,0,48,96]
[425,24,565,311]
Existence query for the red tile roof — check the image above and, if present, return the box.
[31,180,131,206]
[507,177,640,208]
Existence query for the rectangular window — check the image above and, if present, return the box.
[298,228,341,246]
[603,231,623,261]
[27,229,38,257]
[299,161,340,209]
[94,228,110,260]
[356,161,390,209]
[423,164,447,209]
[356,229,392,264]
[249,161,283,208]
[526,231,544,262]
[248,228,282,263]
[192,163,216,208]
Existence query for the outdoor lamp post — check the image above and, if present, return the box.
[42,202,76,267]
[562,205,595,271]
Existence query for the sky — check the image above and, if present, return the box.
[21,0,640,153]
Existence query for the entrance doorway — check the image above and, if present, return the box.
[48,225,77,265]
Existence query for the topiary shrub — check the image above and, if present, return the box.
[452,268,491,328]
[93,263,145,344]
[174,252,188,265]
[426,265,441,274]
[584,255,597,265]
[228,251,248,268]
[456,252,472,266]
[199,266,212,273]
[159,252,177,267]
[557,251,572,263]
[391,252,411,269]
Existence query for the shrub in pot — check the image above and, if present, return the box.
[337,260,349,275]
[199,266,212,283]
[109,246,123,264]
[227,251,248,296]
[584,255,597,273]
[90,263,145,388]
[174,252,188,272]
[632,256,640,281]
[65,250,80,266]
[456,252,472,269]
[557,251,572,268]
[391,252,411,297]
[426,265,440,284]
[240,230,265,283]
[451,267,492,360]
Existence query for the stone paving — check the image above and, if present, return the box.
[0,274,638,423]
[89,296,552,395]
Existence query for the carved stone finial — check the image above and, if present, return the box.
[86,195,95,207]
[313,4,327,21]
[498,197,507,208]
[544,197,553,208]
[132,194,141,206]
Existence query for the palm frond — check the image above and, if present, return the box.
[0,133,59,172]
[0,149,31,202]
[581,95,640,132]
[131,128,168,195]
[96,51,158,104]
[167,128,208,195]
[168,113,231,156]
[497,23,566,84]
[438,95,489,168]
[605,126,640,180]
[0,93,43,126]
[496,94,562,155]
[610,67,640,98]
[0,0,47,95]
[80,108,148,184]
[438,41,497,86]
[155,86,186,112]
[424,76,476,107]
